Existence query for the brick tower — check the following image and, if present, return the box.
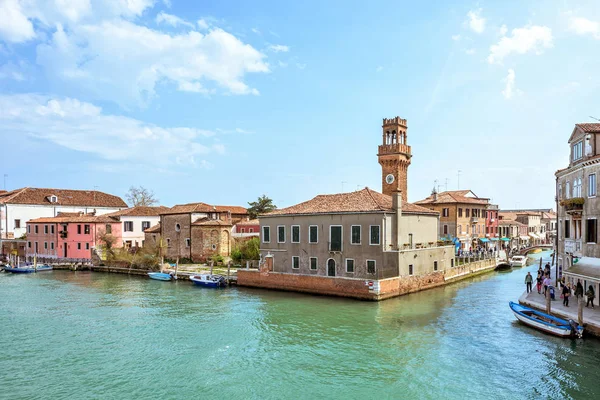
[377,117,411,200]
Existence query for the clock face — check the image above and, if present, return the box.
[385,174,395,184]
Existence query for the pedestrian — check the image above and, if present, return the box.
[562,283,571,307]
[524,272,533,293]
[536,272,543,294]
[575,280,584,300]
[586,285,595,308]
[543,275,552,296]
[537,266,543,277]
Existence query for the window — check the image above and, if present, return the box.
[466,225,469,234]
[44,225,48,234]
[586,219,597,243]
[262,226,271,243]
[175,223,181,232]
[51,225,54,234]
[458,225,461,234]
[558,184,562,200]
[451,259,454,268]
[566,182,571,199]
[142,221,151,231]
[330,226,342,251]
[249,228,254,233]
[86,243,90,250]
[458,208,463,217]
[291,225,300,243]
[370,225,381,245]
[106,224,112,234]
[442,208,449,217]
[485,211,489,218]
[28,225,30,234]
[77,243,81,250]
[443,225,448,235]
[167,238,171,247]
[292,256,299,269]
[434,261,438,271]
[310,257,318,270]
[34,225,38,234]
[564,220,570,239]
[309,225,318,243]
[346,259,355,273]
[84,225,90,234]
[351,225,361,244]
[124,221,134,232]
[589,174,597,197]
[241,228,245,233]
[409,264,414,275]
[77,225,82,234]
[27,241,31,248]
[44,242,48,249]
[51,242,54,250]
[277,226,286,243]
[212,244,217,250]
[14,219,21,229]
[408,233,413,248]
[367,260,376,274]
[466,209,470,218]
[573,141,583,161]
[185,238,191,247]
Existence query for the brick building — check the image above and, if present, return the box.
[106,206,169,248]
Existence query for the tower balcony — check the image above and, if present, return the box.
[378,143,411,156]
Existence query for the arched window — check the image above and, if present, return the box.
[566,182,570,199]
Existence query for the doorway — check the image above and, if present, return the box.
[327,259,336,277]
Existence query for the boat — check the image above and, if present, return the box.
[495,262,512,271]
[148,272,174,281]
[189,274,226,288]
[509,256,526,267]
[4,264,53,273]
[509,301,583,338]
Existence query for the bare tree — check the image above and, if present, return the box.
[126,186,159,207]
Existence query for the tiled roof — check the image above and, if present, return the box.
[263,188,439,216]
[106,206,170,217]
[192,217,232,226]
[576,123,600,133]
[28,214,120,223]
[0,187,127,208]
[236,219,259,226]
[162,202,247,215]
[415,190,489,206]
[144,223,161,233]
[499,212,519,221]
[498,219,526,227]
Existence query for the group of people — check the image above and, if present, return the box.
[524,263,596,308]
[457,246,497,258]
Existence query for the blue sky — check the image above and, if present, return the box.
[1,0,599,210]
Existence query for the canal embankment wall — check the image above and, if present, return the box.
[237,258,497,301]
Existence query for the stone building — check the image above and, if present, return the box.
[498,218,528,250]
[106,206,169,248]
[236,116,490,301]
[499,210,545,245]
[415,190,492,249]
[158,202,247,262]
[556,122,600,293]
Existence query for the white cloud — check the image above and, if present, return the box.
[197,19,209,30]
[268,44,289,52]
[488,25,553,64]
[467,9,486,34]
[502,69,517,99]
[156,12,195,29]
[569,17,600,39]
[0,0,36,43]
[0,94,222,167]
[465,48,475,55]
[452,34,461,41]
[499,24,507,36]
[0,61,25,80]
[251,28,260,34]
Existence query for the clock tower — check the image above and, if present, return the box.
[377,116,411,200]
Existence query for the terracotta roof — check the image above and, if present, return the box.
[499,212,519,221]
[236,219,259,226]
[144,223,161,233]
[415,190,489,206]
[28,214,120,223]
[0,187,127,208]
[498,219,526,227]
[263,188,438,216]
[106,206,170,217]
[192,217,232,226]
[576,123,600,133]
[0,190,6,195]
[162,202,247,215]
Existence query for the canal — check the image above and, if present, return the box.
[1,251,599,399]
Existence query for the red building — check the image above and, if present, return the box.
[26,213,122,260]
[485,204,499,242]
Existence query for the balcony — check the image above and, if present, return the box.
[59,231,68,239]
[470,217,479,223]
[378,143,411,156]
[560,198,584,216]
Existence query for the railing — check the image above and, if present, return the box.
[470,217,479,223]
[378,143,411,155]
[454,251,498,266]
[561,198,584,213]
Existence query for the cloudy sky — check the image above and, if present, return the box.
[0,0,599,209]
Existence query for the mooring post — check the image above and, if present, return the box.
[578,295,584,326]
[210,261,214,275]
[227,261,231,282]
[546,287,551,314]
[246,260,249,270]
[539,257,542,268]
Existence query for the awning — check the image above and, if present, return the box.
[490,238,499,241]
[564,257,600,281]
[500,238,511,242]
[520,236,530,240]
[528,233,537,239]
[479,238,490,242]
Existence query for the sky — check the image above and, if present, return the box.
[0,0,599,210]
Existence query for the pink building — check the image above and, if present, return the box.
[27,213,122,260]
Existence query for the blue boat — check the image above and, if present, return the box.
[4,264,53,273]
[148,272,174,281]
[189,274,226,288]
[509,301,583,338]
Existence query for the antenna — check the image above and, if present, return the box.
[590,116,600,122]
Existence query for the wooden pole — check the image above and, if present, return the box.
[210,261,214,275]
[546,287,552,314]
[578,295,584,326]
[227,261,231,282]
[175,256,179,279]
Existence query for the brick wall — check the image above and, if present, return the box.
[161,214,191,259]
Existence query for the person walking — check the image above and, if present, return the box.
[536,272,543,294]
[525,272,533,293]
[575,280,584,300]
[562,283,571,307]
[586,285,595,308]
[543,275,552,296]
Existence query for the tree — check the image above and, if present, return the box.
[126,186,159,207]
[247,195,277,219]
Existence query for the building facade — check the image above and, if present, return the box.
[485,204,499,241]
[232,219,260,239]
[106,206,169,248]
[0,188,127,240]
[556,123,600,293]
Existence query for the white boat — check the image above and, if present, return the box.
[509,301,583,338]
[510,256,526,267]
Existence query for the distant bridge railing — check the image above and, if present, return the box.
[518,245,553,256]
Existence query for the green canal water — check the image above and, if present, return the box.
[1,251,600,399]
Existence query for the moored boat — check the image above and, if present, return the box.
[509,301,583,338]
[4,264,53,273]
[189,274,226,288]
[509,256,526,267]
[148,272,174,281]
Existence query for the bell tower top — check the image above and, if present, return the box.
[378,116,411,201]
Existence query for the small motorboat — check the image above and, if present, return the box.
[510,256,526,267]
[495,262,512,271]
[148,272,174,281]
[189,274,226,288]
[4,264,53,273]
[509,301,583,338]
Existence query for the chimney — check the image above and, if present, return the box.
[392,190,402,250]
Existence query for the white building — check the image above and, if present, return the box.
[0,187,127,240]
[106,206,169,248]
